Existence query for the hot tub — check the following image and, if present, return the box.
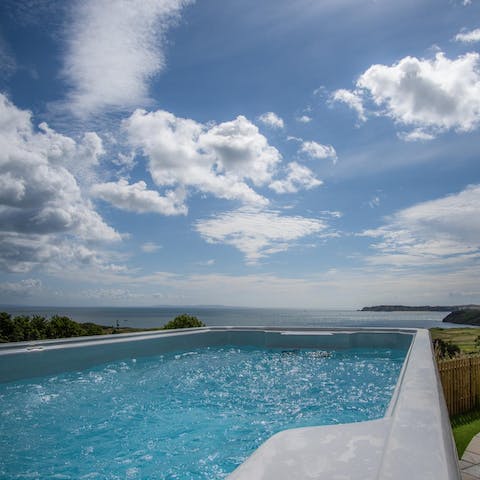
[0,327,460,479]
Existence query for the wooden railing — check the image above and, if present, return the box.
[437,356,480,416]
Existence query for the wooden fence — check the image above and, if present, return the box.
[437,356,480,416]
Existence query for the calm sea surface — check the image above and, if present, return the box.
[0,306,462,329]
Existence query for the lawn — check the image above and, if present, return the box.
[451,410,480,457]
[430,327,480,355]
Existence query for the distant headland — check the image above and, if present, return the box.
[442,309,480,326]
[361,305,480,312]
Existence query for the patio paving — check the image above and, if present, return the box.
[461,434,480,479]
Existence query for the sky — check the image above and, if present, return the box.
[0,0,479,309]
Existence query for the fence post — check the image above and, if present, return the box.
[470,357,473,412]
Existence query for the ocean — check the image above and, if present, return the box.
[0,305,462,329]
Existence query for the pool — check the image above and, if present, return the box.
[0,327,460,479]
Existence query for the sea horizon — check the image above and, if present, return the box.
[0,304,461,330]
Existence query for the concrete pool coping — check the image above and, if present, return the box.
[0,327,461,479]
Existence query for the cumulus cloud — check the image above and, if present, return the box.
[300,140,337,162]
[63,0,192,117]
[0,93,120,272]
[124,109,283,206]
[361,184,480,267]
[92,179,187,215]
[269,162,322,194]
[195,208,327,264]
[455,28,480,43]
[257,112,285,129]
[331,89,366,122]
[333,52,480,139]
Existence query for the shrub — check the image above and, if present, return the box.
[433,338,461,359]
[163,314,205,329]
[81,322,105,336]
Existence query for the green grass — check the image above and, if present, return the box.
[430,327,480,354]
[451,410,480,456]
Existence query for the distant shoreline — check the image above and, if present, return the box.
[361,305,480,312]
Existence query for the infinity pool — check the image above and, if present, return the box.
[0,345,406,479]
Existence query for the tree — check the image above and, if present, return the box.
[30,315,48,339]
[0,312,15,342]
[47,315,84,338]
[0,312,108,342]
[163,314,205,329]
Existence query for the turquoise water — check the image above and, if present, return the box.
[0,346,406,479]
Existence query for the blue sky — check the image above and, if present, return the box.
[0,0,479,308]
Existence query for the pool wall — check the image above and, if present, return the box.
[0,327,460,480]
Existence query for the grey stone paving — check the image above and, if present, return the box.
[461,433,480,480]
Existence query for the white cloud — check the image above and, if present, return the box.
[368,196,380,208]
[258,112,285,129]
[195,208,327,264]
[361,184,480,267]
[0,32,16,79]
[455,28,480,43]
[196,259,215,266]
[300,140,337,162]
[62,0,192,117]
[92,179,187,215]
[0,232,122,274]
[80,287,142,301]
[141,242,162,253]
[349,52,480,138]
[397,129,436,142]
[313,86,328,97]
[320,210,343,218]
[269,162,322,194]
[32,262,480,308]
[124,109,282,206]
[200,116,280,185]
[0,279,42,297]
[296,115,312,123]
[0,93,121,273]
[112,151,136,172]
[331,89,366,122]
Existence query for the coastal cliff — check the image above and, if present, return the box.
[443,309,480,326]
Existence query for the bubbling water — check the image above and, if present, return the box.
[0,346,405,479]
